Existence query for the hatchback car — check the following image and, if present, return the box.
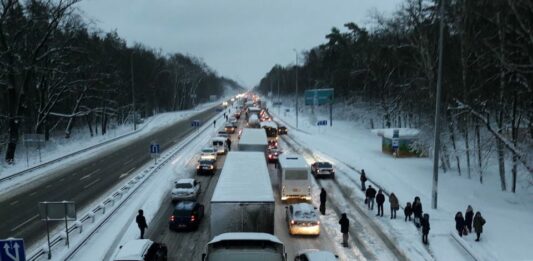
[168,201,205,231]
[171,178,201,202]
[224,123,236,134]
[267,147,282,163]
[311,162,335,179]
[196,159,216,175]
[217,130,229,138]
[294,249,338,261]
[200,147,217,161]
[114,239,167,261]
[286,203,320,236]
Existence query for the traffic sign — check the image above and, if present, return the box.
[191,120,201,127]
[0,238,26,261]
[216,108,223,112]
[316,120,328,126]
[304,88,334,105]
[150,144,160,154]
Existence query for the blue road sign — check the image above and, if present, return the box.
[150,144,160,154]
[216,108,223,112]
[0,238,26,261]
[317,120,328,126]
[304,88,334,106]
[191,120,201,127]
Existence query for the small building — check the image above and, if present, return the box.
[373,128,421,157]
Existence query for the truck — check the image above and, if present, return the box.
[210,151,275,238]
[247,114,260,128]
[238,128,268,152]
[278,154,312,201]
[202,232,287,261]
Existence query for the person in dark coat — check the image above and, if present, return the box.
[226,138,232,151]
[421,213,430,244]
[338,213,350,247]
[360,170,367,191]
[365,185,377,210]
[389,192,399,219]
[473,212,486,241]
[465,205,474,233]
[319,188,327,215]
[455,212,466,237]
[136,209,148,239]
[404,202,413,221]
[412,197,423,228]
[376,189,385,217]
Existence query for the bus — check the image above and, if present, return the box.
[277,154,311,201]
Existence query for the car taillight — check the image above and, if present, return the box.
[169,216,175,222]
[191,215,196,222]
[317,221,320,225]
[268,155,272,159]
[290,220,295,225]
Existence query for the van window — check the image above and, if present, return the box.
[285,170,308,180]
[213,141,223,146]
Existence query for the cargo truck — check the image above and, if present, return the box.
[238,128,268,152]
[202,232,287,261]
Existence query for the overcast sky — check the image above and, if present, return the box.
[78,0,402,87]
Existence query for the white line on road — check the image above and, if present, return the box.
[83,178,100,189]
[119,167,136,179]
[29,191,37,196]
[123,158,134,166]
[11,214,39,232]
[80,169,101,181]
[10,200,19,206]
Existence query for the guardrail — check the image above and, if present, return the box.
[26,110,223,261]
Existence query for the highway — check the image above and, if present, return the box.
[0,106,221,248]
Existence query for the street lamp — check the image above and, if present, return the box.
[293,49,299,128]
[130,51,136,131]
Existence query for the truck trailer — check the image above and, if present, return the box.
[238,128,268,152]
[202,232,287,261]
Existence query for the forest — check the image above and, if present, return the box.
[0,0,242,163]
[256,0,533,192]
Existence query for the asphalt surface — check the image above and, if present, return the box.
[0,106,221,248]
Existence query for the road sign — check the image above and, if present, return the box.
[317,120,328,126]
[150,144,160,154]
[304,88,334,106]
[216,108,223,112]
[191,120,201,127]
[0,239,26,261]
[39,201,76,221]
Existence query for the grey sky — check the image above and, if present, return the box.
[78,0,402,87]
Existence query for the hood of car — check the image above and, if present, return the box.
[172,188,194,194]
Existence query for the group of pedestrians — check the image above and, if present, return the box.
[455,205,486,241]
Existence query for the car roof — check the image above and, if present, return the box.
[291,203,315,213]
[175,178,195,184]
[114,239,153,260]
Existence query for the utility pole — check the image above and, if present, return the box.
[130,51,136,131]
[432,0,446,209]
[277,68,281,115]
[293,49,299,128]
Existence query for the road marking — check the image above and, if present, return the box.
[80,169,100,181]
[10,200,19,206]
[11,214,39,232]
[83,178,100,189]
[29,191,37,196]
[119,167,136,179]
[123,158,133,166]
[46,184,52,189]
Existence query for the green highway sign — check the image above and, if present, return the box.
[304,88,334,105]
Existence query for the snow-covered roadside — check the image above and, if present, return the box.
[271,101,533,261]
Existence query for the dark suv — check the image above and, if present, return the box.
[196,159,216,175]
[169,201,205,231]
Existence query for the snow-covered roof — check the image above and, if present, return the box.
[208,232,283,245]
[212,137,226,142]
[239,128,267,146]
[175,178,194,184]
[278,154,308,169]
[211,151,274,202]
[260,121,278,129]
[291,203,318,221]
[114,239,152,260]
[371,128,420,139]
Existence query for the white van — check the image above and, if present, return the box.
[212,137,228,155]
[277,154,311,201]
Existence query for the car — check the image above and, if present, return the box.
[229,117,238,126]
[171,178,201,202]
[234,112,241,120]
[200,147,217,161]
[278,126,288,135]
[268,139,278,149]
[224,123,236,134]
[294,249,338,261]
[285,203,320,236]
[217,130,229,138]
[113,239,167,261]
[311,161,335,179]
[196,159,216,175]
[168,201,205,231]
[212,137,228,155]
[267,147,282,163]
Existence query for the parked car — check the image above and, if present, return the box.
[171,178,201,202]
[196,159,217,175]
[267,147,282,163]
[286,203,320,236]
[113,239,167,261]
[294,249,338,261]
[224,123,236,134]
[200,147,217,161]
[278,126,288,135]
[311,161,335,179]
[169,201,205,231]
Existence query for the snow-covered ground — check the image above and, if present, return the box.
[272,101,533,261]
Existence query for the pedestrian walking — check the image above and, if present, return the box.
[404,202,413,221]
[213,119,216,128]
[389,192,399,219]
[360,169,367,191]
[339,213,350,247]
[136,209,148,239]
[455,212,466,237]
[465,205,474,233]
[319,188,327,215]
[421,213,430,244]
[226,138,232,151]
[365,185,376,210]
[376,189,385,217]
[473,212,486,241]
[412,197,423,228]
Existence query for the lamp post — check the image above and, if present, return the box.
[293,49,299,128]
[130,51,136,131]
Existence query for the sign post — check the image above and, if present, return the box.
[39,201,76,259]
[0,238,26,261]
[304,88,334,126]
[23,134,45,166]
[150,143,160,164]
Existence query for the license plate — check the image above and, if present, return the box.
[178,224,186,227]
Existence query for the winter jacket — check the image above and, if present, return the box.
[412,202,423,218]
[366,187,377,198]
[473,216,486,233]
[339,216,349,233]
[455,215,465,230]
[465,209,474,227]
[389,194,400,210]
[404,205,412,216]
[320,190,327,204]
[136,214,147,229]
[421,215,430,234]
[376,193,385,205]
[360,173,367,183]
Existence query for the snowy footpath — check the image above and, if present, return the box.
[272,102,533,261]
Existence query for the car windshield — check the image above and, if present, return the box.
[318,162,332,168]
[175,183,192,189]
[199,160,213,165]
[213,141,223,146]
[202,148,215,153]
[294,210,317,219]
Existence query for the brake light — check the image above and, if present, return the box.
[169,216,175,222]
[191,215,196,222]
[290,220,295,225]
[269,155,272,159]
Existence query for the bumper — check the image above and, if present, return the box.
[281,195,312,201]
[289,224,320,235]
[171,194,196,201]
[169,221,197,231]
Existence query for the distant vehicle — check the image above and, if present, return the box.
[238,128,268,152]
[247,114,260,128]
[278,155,311,201]
[229,117,238,126]
[113,239,167,261]
[202,232,287,261]
[196,159,217,175]
[268,140,278,149]
[222,101,228,107]
[217,130,229,138]
[234,112,241,120]
[310,162,335,179]
[278,126,288,135]
[212,137,228,155]
[267,147,282,163]
[171,178,201,202]
[285,203,320,236]
[294,249,338,261]
[261,121,278,140]
[169,201,205,231]
[224,123,236,134]
[200,147,217,161]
